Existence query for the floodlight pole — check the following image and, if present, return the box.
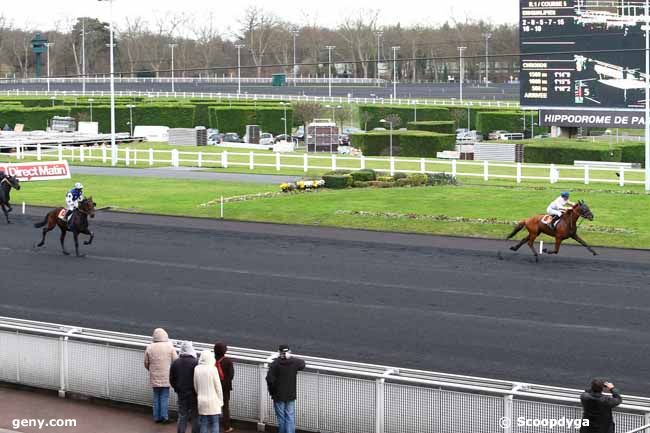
[376,31,383,87]
[483,33,492,88]
[235,44,245,94]
[392,46,400,99]
[292,30,299,87]
[326,46,336,98]
[45,42,54,93]
[458,47,467,103]
[82,18,86,94]
[169,43,177,93]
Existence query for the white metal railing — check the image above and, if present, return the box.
[0,77,386,85]
[0,89,520,108]
[1,316,649,433]
[1,143,645,187]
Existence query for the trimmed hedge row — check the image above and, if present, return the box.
[475,111,548,138]
[407,121,455,134]
[69,104,196,133]
[208,106,293,135]
[524,141,645,166]
[445,107,496,131]
[357,105,451,130]
[349,131,455,157]
[323,174,353,189]
[0,107,71,130]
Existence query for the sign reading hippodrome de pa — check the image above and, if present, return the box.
[0,161,71,181]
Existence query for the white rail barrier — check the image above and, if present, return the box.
[0,77,387,86]
[0,90,520,109]
[1,143,645,187]
[0,317,649,433]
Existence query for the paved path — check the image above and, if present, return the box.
[72,166,299,184]
[1,210,649,394]
[0,386,257,433]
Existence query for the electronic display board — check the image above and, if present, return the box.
[520,0,647,110]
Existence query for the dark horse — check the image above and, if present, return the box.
[507,201,597,261]
[34,197,96,257]
[0,173,20,224]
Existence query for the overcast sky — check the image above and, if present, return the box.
[8,0,518,36]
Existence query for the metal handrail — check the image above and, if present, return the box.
[1,316,649,412]
[626,424,650,433]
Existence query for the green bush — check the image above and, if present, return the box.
[367,181,394,188]
[393,172,408,180]
[619,143,645,166]
[407,121,455,134]
[350,131,455,157]
[476,111,547,138]
[352,181,371,188]
[523,143,623,165]
[324,169,353,176]
[323,174,353,189]
[358,105,451,130]
[208,106,293,135]
[427,173,458,186]
[350,169,377,182]
[407,173,428,186]
[0,107,71,131]
[446,106,496,131]
[69,104,196,133]
[377,176,395,182]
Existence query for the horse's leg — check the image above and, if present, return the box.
[1,203,8,224]
[73,232,84,257]
[572,234,598,256]
[527,232,540,262]
[510,234,530,252]
[545,237,562,255]
[37,218,54,247]
[59,226,70,255]
[81,229,94,245]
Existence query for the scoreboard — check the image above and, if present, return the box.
[520,0,647,110]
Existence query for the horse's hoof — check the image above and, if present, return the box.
[83,241,90,245]
[76,254,86,258]
[509,246,517,251]
[593,252,598,256]
[62,250,70,256]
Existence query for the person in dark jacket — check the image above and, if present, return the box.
[265,344,306,433]
[580,379,622,433]
[170,341,199,433]
[214,342,235,433]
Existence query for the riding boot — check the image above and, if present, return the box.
[551,215,560,228]
[6,205,11,213]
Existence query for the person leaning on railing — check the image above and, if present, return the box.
[266,345,306,433]
[580,378,622,433]
[144,328,178,424]
[214,342,235,433]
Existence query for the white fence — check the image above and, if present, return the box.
[0,77,386,86]
[1,143,646,187]
[1,316,649,433]
[0,89,521,109]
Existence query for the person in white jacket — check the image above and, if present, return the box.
[193,350,223,433]
[546,192,574,227]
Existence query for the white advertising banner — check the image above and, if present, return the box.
[0,161,71,181]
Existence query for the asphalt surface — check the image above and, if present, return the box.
[0,82,519,100]
[1,209,649,394]
[72,166,299,183]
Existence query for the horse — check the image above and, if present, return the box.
[34,197,96,257]
[0,174,20,224]
[507,201,597,261]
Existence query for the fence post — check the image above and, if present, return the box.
[331,154,337,171]
[58,336,66,398]
[111,145,117,166]
[58,143,63,161]
[36,143,42,161]
[619,167,625,187]
[303,153,309,172]
[420,158,426,174]
[258,363,269,431]
[375,378,385,433]
[149,148,154,166]
[549,164,555,184]
[221,150,229,169]
[503,395,514,433]
[275,152,281,171]
[198,152,203,168]
[516,163,522,184]
[171,149,179,168]
[249,152,254,170]
[101,145,107,164]
[125,148,130,166]
[390,157,395,176]
[483,160,489,181]
[79,145,85,162]
[452,159,457,177]
[360,155,366,170]
[584,165,590,185]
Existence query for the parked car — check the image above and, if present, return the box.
[274,134,293,143]
[498,132,525,141]
[339,134,350,146]
[292,125,305,141]
[223,132,243,143]
[260,132,274,146]
[488,130,510,140]
[342,127,363,135]
[457,130,483,142]
[208,133,221,145]
[533,133,551,139]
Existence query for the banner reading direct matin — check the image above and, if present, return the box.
[0,161,71,181]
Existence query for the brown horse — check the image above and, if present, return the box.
[34,197,96,257]
[507,201,597,261]
[0,174,20,224]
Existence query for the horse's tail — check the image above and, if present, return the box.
[34,214,48,228]
[507,220,526,239]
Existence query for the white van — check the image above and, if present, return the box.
[133,126,169,142]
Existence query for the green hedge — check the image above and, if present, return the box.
[523,143,623,165]
[357,105,451,130]
[407,121,455,134]
[619,143,645,166]
[475,111,547,138]
[69,104,196,133]
[350,169,377,182]
[323,174,353,189]
[0,107,71,130]
[350,131,455,157]
[445,107,496,131]
[208,106,293,135]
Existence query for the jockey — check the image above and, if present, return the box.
[65,182,84,223]
[547,192,574,226]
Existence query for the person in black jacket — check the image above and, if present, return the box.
[580,378,622,433]
[170,341,199,433]
[266,344,306,433]
[214,342,235,433]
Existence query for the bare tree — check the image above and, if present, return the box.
[338,10,379,79]
[238,6,278,78]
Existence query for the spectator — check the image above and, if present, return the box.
[265,345,306,433]
[214,342,235,433]
[144,328,178,424]
[580,379,622,433]
[170,341,199,433]
[194,350,223,433]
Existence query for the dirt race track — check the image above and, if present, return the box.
[1,208,649,393]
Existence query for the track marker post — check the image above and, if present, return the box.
[539,241,544,255]
[22,202,25,214]
[220,196,224,219]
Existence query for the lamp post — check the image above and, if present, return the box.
[45,42,54,92]
[380,119,394,157]
[280,102,289,138]
[126,104,135,136]
[458,46,467,103]
[392,46,400,99]
[82,18,86,94]
[483,33,492,88]
[291,30,299,87]
[98,0,116,151]
[376,31,383,87]
[326,46,336,98]
[168,43,177,93]
[88,98,94,122]
[235,44,245,94]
